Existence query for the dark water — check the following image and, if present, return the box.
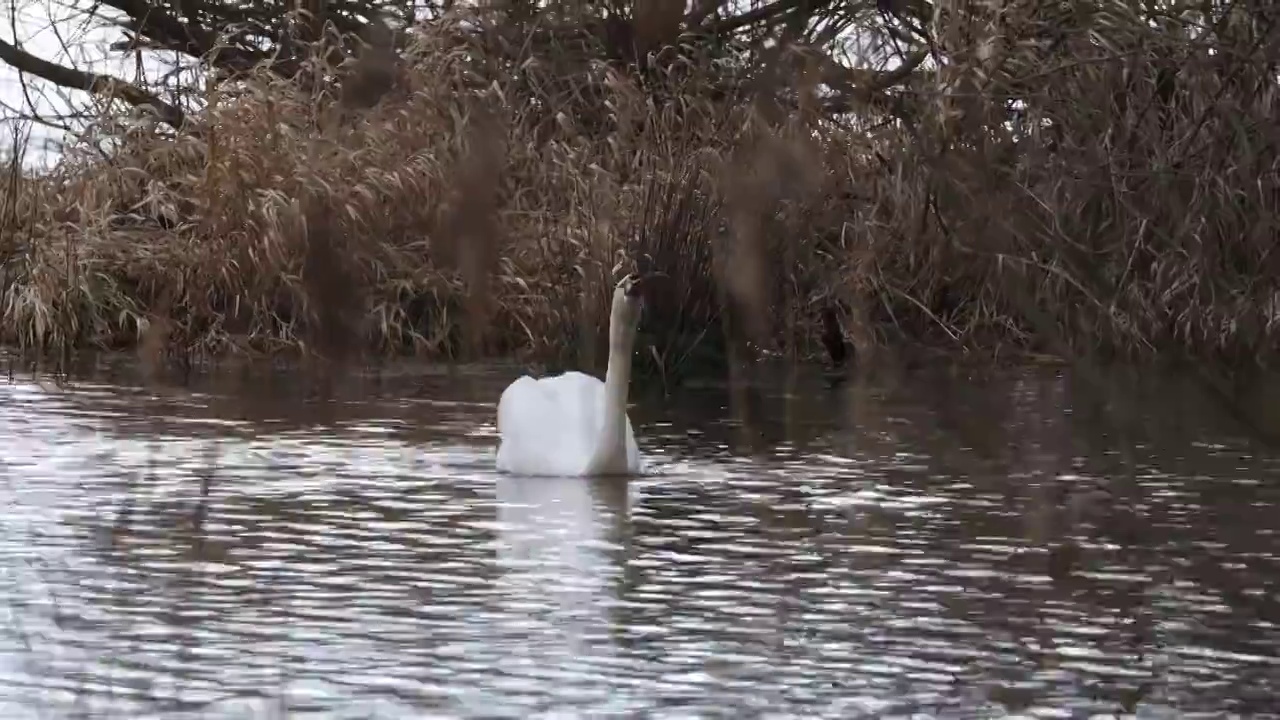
[0,359,1278,718]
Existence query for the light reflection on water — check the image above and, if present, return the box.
[0,361,1277,717]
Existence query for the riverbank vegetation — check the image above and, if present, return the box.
[1,0,1277,378]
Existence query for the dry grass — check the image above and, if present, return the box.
[2,2,1278,375]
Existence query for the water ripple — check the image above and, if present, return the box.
[0,368,1277,717]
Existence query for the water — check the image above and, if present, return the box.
[0,360,1277,718]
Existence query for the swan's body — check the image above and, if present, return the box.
[496,371,641,475]
[496,274,650,476]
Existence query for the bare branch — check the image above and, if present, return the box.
[0,36,186,129]
[708,0,830,35]
[96,0,264,72]
[820,47,927,114]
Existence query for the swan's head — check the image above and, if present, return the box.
[610,271,668,346]
[611,273,649,334]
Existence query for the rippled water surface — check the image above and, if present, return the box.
[1,359,1279,718]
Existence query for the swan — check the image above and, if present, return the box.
[495,272,655,476]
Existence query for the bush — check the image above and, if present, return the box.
[1,1,1277,375]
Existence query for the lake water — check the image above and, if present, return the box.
[0,358,1277,718]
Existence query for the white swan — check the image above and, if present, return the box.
[496,273,653,476]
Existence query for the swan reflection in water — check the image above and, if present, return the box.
[490,472,634,684]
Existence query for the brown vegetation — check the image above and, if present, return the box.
[1,1,1278,378]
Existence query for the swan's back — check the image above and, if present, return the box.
[496,371,640,476]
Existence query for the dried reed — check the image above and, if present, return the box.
[0,2,1276,373]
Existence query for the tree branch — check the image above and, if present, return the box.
[97,0,263,73]
[821,47,928,115]
[0,36,186,129]
[708,0,827,35]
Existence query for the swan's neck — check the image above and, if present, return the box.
[585,322,636,474]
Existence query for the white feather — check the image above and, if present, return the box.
[496,371,641,475]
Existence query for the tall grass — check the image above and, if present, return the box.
[1,2,1277,374]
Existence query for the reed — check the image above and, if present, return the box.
[1,2,1276,372]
